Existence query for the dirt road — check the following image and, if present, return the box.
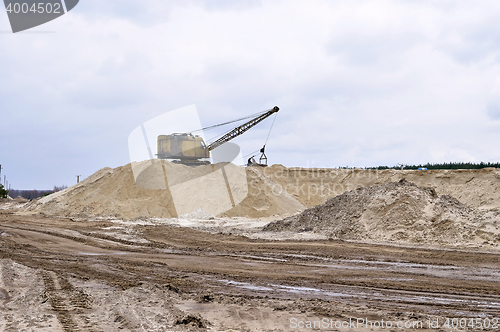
[1,209,500,331]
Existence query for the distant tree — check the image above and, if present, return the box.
[367,162,500,170]
[0,184,8,198]
[7,189,51,200]
[53,185,67,192]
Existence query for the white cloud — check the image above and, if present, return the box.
[1,0,500,188]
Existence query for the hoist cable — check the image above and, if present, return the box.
[190,110,268,134]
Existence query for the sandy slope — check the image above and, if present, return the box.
[21,163,500,222]
[265,179,500,249]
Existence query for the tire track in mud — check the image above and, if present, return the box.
[41,271,92,331]
[2,213,500,322]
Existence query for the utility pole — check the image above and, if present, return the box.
[76,175,81,183]
[0,164,2,179]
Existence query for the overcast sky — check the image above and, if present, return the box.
[1,0,500,189]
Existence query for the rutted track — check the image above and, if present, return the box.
[1,211,500,330]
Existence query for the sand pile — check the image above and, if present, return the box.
[23,161,305,220]
[221,166,306,218]
[262,165,500,210]
[21,162,500,223]
[13,196,29,203]
[264,179,500,248]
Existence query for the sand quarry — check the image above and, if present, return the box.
[1,161,500,331]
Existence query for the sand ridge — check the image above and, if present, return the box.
[21,163,500,224]
[23,161,305,220]
[264,179,500,249]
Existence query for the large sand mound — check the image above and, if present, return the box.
[264,179,500,248]
[23,161,305,220]
[22,162,500,222]
[262,165,500,210]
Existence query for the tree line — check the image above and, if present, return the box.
[7,185,67,200]
[370,162,500,170]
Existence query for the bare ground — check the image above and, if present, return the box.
[0,207,499,331]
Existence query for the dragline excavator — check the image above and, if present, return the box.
[156,106,279,166]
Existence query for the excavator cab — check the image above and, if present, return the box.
[157,133,209,161]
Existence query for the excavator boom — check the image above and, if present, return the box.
[207,106,279,151]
